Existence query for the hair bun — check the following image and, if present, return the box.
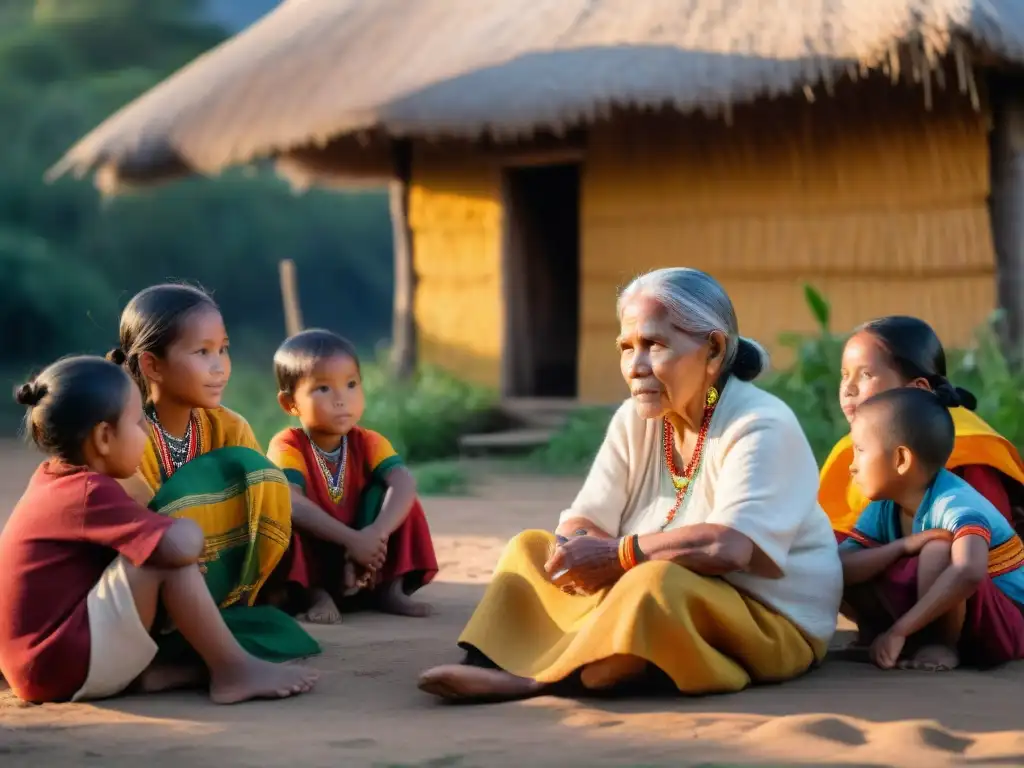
[931,380,964,409]
[106,347,127,366]
[731,336,770,382]
[953,385,977,412]
[14,381,45,407]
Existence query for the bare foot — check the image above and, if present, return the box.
[137,663,206,693]
[342,561,360,598]
[297,588,342,625]
[418,665,543,702]
[209,659,318,705]
[897,644,960,672]
[377,580,432,618]
[580,654,647,690]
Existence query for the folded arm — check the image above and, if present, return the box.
[840,541,908,585]
[891,534,988,639]
[638,523,754,576]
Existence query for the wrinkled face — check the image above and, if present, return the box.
[284,354,365,447]
[101,385,150,479]
[617,295,722,421]
[144,307,231,409]
[839,332,906,424]
[848,408,902,500]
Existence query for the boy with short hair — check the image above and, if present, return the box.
[839,387,1024,671]
[267,329,438,625]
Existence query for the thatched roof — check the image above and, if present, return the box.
[51,0,1024,191]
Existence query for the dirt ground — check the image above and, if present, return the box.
[2,444,1024,767]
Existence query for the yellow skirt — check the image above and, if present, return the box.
[459,530,827,694]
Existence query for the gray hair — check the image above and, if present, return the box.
[617,267,770,382]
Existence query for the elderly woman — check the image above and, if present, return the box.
[418,268,843,701]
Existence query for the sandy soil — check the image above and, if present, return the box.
[2,445,1024,767]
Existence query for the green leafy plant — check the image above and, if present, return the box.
[411,461,470,496]
[759,283,849,463]
[528,406,616,475]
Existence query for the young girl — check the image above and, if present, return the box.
[0,356,317,703]
[110,283,320,664]
[267,329,438,624]
[820,316,1024,536]
[111,283,292,608]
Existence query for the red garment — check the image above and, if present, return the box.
[866,556,1024,666]
[956,464,1014,525]
[267,427,437,602]
[0,462,172,702]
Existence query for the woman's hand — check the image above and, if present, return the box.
[544,536,625,595]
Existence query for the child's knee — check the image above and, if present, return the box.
[919,538,953,565]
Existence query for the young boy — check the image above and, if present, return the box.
[840,387,1024,671]
[267,329,438,624]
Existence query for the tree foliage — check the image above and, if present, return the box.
[1,0,393,381]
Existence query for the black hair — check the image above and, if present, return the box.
[858,387,957,476]
[14,356,134,465]
[855,315,977,411]
[108,283,219,397]
[274,329,361,394]
[731,337,770,382]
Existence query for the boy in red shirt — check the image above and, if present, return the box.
[0,356,317,704]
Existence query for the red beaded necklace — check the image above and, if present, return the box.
[661,388,719,530]
[149,409,203,480]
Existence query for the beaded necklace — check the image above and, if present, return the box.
[660,388,718,530]
[147,406,202,479]
[306,432,348,504]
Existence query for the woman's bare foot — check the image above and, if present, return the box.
[297,588,342,625]
[897,644,960,672]
[137,663,206,693]
[209,659,318,705]
[418,665,543,702]
[580,654,647,690]
[377,580,432,618]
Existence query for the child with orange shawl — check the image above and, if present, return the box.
[821,316,1024,658]
[820,316,1024,538]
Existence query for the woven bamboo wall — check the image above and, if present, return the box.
[409,144,503,387]
[578,79,996,403]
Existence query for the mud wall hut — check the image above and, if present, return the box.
[52,0,1024,404]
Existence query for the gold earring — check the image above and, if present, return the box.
[706,386,719,408]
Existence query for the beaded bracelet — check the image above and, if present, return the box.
[617,534,646,571]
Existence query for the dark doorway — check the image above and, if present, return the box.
[501,162,581,398]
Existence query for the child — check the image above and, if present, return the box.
[840,386,1024,672]
[110,283,294,610]
[821,315,1024,536]
[0,356,317,704]
[268,329,438,624]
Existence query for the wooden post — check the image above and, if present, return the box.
[990,77,1024,365]
[390,139,417,380]
[279,258,304,337]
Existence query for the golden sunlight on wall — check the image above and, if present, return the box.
[578,80,995,403]
[410,145,503,388]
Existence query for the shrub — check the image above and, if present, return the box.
[411,461,471,496]
[528,407,616,475]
